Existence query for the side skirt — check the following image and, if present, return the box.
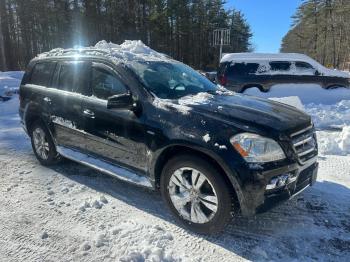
[57,146,153,189]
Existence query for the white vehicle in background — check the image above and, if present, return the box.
[217,53,350,93]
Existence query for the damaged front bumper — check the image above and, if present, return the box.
[238,157,318,216]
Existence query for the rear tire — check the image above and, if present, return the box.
[160,154,233,234]
[30,121,61,166]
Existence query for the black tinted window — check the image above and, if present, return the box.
[269,61,291,71]
[227,63,246,76]
[245,63,259,74]
[57,62,90,94]
[29,62,56,86]
[91,66,127,100]
[226,63,259,76]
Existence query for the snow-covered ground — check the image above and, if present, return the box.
[1,78,350,261]
[0,71,23,99]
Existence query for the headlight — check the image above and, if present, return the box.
[230,133,285,163]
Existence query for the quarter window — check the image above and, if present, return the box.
[91,66,127,100]
[29,62,56,86]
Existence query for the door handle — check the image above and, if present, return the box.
[43,97,52,103]
[83,109,95,118]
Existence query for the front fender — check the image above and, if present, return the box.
[149,141,250,215]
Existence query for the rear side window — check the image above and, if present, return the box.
[29,62,56,86]
[227,63,247,76]
[91,66,127,100]
[57,61,90,94]
[245,63,259,74]
[269,61,291,71]
[226,63,259,76]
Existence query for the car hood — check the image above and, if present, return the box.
[177,93,311,133]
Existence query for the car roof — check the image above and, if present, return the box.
[33,40,174,65]
[220,52,317,64]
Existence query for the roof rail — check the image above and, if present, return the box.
[60,48,112,56]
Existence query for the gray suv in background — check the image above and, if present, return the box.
[217,53,350,92]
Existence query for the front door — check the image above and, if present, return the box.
[82,62,148,172]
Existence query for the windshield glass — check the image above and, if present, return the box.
[129,61,218,99]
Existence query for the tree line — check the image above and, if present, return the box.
[0,0,252,71]
[281,0,350,70]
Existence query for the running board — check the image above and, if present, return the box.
[57,146,153,188]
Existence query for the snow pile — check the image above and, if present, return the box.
[305,100,350,129]
[317,126,350,156]
[38,40,170,63]
[0,71,23,98]
[244,84,350,105]
[221,53,350,78]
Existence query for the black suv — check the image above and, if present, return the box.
[19,46,318,234]
[217,53,350,92]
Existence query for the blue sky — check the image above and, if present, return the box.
[225,0,303,53]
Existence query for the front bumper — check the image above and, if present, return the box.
[256,161,318,213]
[238,157,318,216]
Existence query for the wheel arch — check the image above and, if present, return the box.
[23,104,55,142]
[241,84,267,93]
[153,144,245,211]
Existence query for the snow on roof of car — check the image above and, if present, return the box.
[220,52,350,78]
[37,40,172,63]
[221,52,315,63]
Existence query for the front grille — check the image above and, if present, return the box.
[290,125,317,164]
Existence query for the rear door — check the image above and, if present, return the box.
[21,61,57,125]
[49,60,91,152]
[81,62,148,172]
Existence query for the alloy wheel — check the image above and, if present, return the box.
[32,127,50,160]
[168,167,218,224]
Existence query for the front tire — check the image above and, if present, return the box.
[160,154,233,234]
[30,121,61,166]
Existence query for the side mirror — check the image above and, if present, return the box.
[315,70,321,76]
[107,93,134,110]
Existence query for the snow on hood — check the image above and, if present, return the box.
[153,92,214,115]
[221,52,350,78]
[37,40,171,63]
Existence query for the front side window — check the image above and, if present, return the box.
[130,61,218,99]
[91,66,127,100]
[29,62,56,86]
[57,61,90,94]
[295,61,316,75]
